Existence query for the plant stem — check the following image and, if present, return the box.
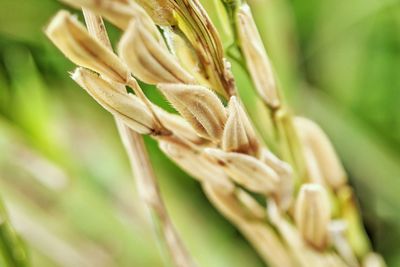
[120,126,197,267]
[82,10,197,267]
[0,199,28,267]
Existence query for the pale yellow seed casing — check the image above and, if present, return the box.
[203,185,296,267]
[158,84,227,141]
[322,253,350,267]
[235,189,266,220]
[294,117,347,189]
[237,4,280,109]
[267,199,329,267]
[159,141,234,192]
[222,96,260,156]
[241,222,297,267]
[72,68,156,134]
[155,110,206,145]
[301,143,325,185]
[362,253,387,267]
[164,29,213,89]
[135,0,175,26]
[294,183,331,250]
[204,148,279,195]
[60,0,137,30]
[329,220,359,267]
[118,19,195,85]
[261,149,294,211]
[45,10,130,84]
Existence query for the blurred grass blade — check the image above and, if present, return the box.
[0,200,29,267]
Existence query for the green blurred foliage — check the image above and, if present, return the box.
[0,0,399,266]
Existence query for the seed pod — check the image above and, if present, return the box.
[222,96,260,156]
[267,199,327,267]
[246,222,297,267]
[72,68,156,134]
[203,185,297,267]
[235,189,266,220]
[294,183,331,250]
[45,10,130,84]
[261,149,294,211]
[296,120,326,185]
[135,0,175,26]
[162,0,232,97]
[322,253,349,267]
[329,220,358,267]
[362,253,386,267]
[237,4,280,109]
[60,0,138,30]
[164,29,212,88]
[294,117,347,189]
[301,143,325,185]
[202,183,251,224]
[158,84,227,141]
[118,19,195,85]
[156,110,206,145]
[204,148,279,194]
[159,141,234,192]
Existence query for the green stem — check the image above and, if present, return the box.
[0,200,28,267]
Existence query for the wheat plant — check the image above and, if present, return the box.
[44,0,386,266]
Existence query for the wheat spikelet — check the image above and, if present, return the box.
[261,148,294,211]
[158,83,227,141]
[159,141,234,192]
[72,68,157,134]
[62,0,132,29]
[222,96,260,156]
[295,117,348,189]
[119,19,195,84]
[45,11,130,84]
[237,4,280,109]
[204,148,279,195]
[294,184,331,250]
[363,253,386,267]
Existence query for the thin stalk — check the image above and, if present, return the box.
[273,109,307,186]
[126,78,171,136]
[82,10,196,267]
[228,2,307,184]
[0,199,28,267]
[119,126,197,267]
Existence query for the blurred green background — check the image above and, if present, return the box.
[0,0,399,266]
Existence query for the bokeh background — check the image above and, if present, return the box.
[0,0,399,266]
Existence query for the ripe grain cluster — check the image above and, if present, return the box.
[45,1,385,266]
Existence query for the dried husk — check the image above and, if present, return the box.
[222,96,260,156]
[294,117,347,189]
[204,148,279,194]
[72,68,156,134]
[158,84,227,141]
[237,4,280,109]
[45,10,130,84]
[118,19,195,85]
[294,184,331,250]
